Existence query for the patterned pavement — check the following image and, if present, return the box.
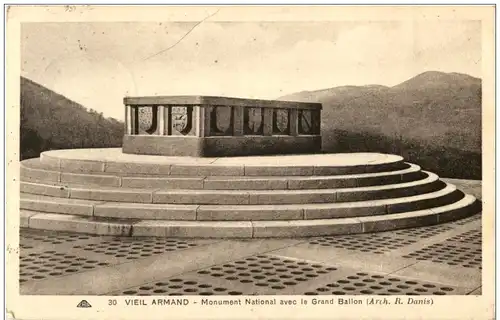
[18,212,481,296]
[19,180,483,297]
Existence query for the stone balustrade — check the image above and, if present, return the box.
[123,96,322,157]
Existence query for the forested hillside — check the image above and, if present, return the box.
[20,77,124,160]
[280,71,482,179]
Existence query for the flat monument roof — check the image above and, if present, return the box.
[123,95,322,109]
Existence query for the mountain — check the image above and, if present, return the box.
[20,77,124,160]
[393,71,480,90]
[280,71,482,179]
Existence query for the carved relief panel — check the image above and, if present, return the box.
[170,106,193,136]
[298,109,321,135]
[298,109,312,134]
[273,109,290,135]
[137,106,158,135]
[210,106,233,136]
[244,107,264,135]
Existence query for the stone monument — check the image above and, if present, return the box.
[19,96,481,238]
[122,96,322,157]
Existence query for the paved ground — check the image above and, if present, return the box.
[19,180,482,296]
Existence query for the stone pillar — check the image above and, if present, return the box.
[233,106,244,136]
[312,110,321,134]
[317,109,322,133]
[129,106,139,135]
[132,106,140,135]
[289,108,298,136]
[203,105,212,137]
[164,105,170,135]
[158,106,165,135]
[195,105,204,137]
[263,108,273,136]
[124,105,131,135]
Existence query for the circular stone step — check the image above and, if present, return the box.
[20,195,481,238]
[19,149,482,238]
[19,172,444,205]
[21,160,425,190]
[20,183,464,221]
[38,149,408,176]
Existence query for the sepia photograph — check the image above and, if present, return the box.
[6,5,495,320]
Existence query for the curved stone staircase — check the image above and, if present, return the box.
[19,149,481,238]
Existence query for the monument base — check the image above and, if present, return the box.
[122,135,322,157]
[19,149,481,238]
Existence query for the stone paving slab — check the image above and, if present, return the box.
[19,211,482,296]
[442,178,482,200]
[109,254,470,296]
[37,150,413,177]
[40,149,402,166]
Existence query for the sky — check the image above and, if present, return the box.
[21,20,481,120]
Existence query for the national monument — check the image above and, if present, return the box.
[19,96,482,238]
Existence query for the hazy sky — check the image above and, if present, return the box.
[21,20,481,120]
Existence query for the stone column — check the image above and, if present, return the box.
[195,105,205,137]
[263,108,273,136]
[158,106,165,135]
[124,105,131,135]
[203,105,212,137]
[312,110,321,134]
[126,105,136,135]
[233,106,244,136]
[134,107,140,134]
[289,108,298,136]
[164,105,170,135]
[317,109,322,133]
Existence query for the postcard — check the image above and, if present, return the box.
[5,5,495,320]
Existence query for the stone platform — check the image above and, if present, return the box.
[19,148,481,238]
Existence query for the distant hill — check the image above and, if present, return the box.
[20,77,124,160]
[280,71,482,179]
